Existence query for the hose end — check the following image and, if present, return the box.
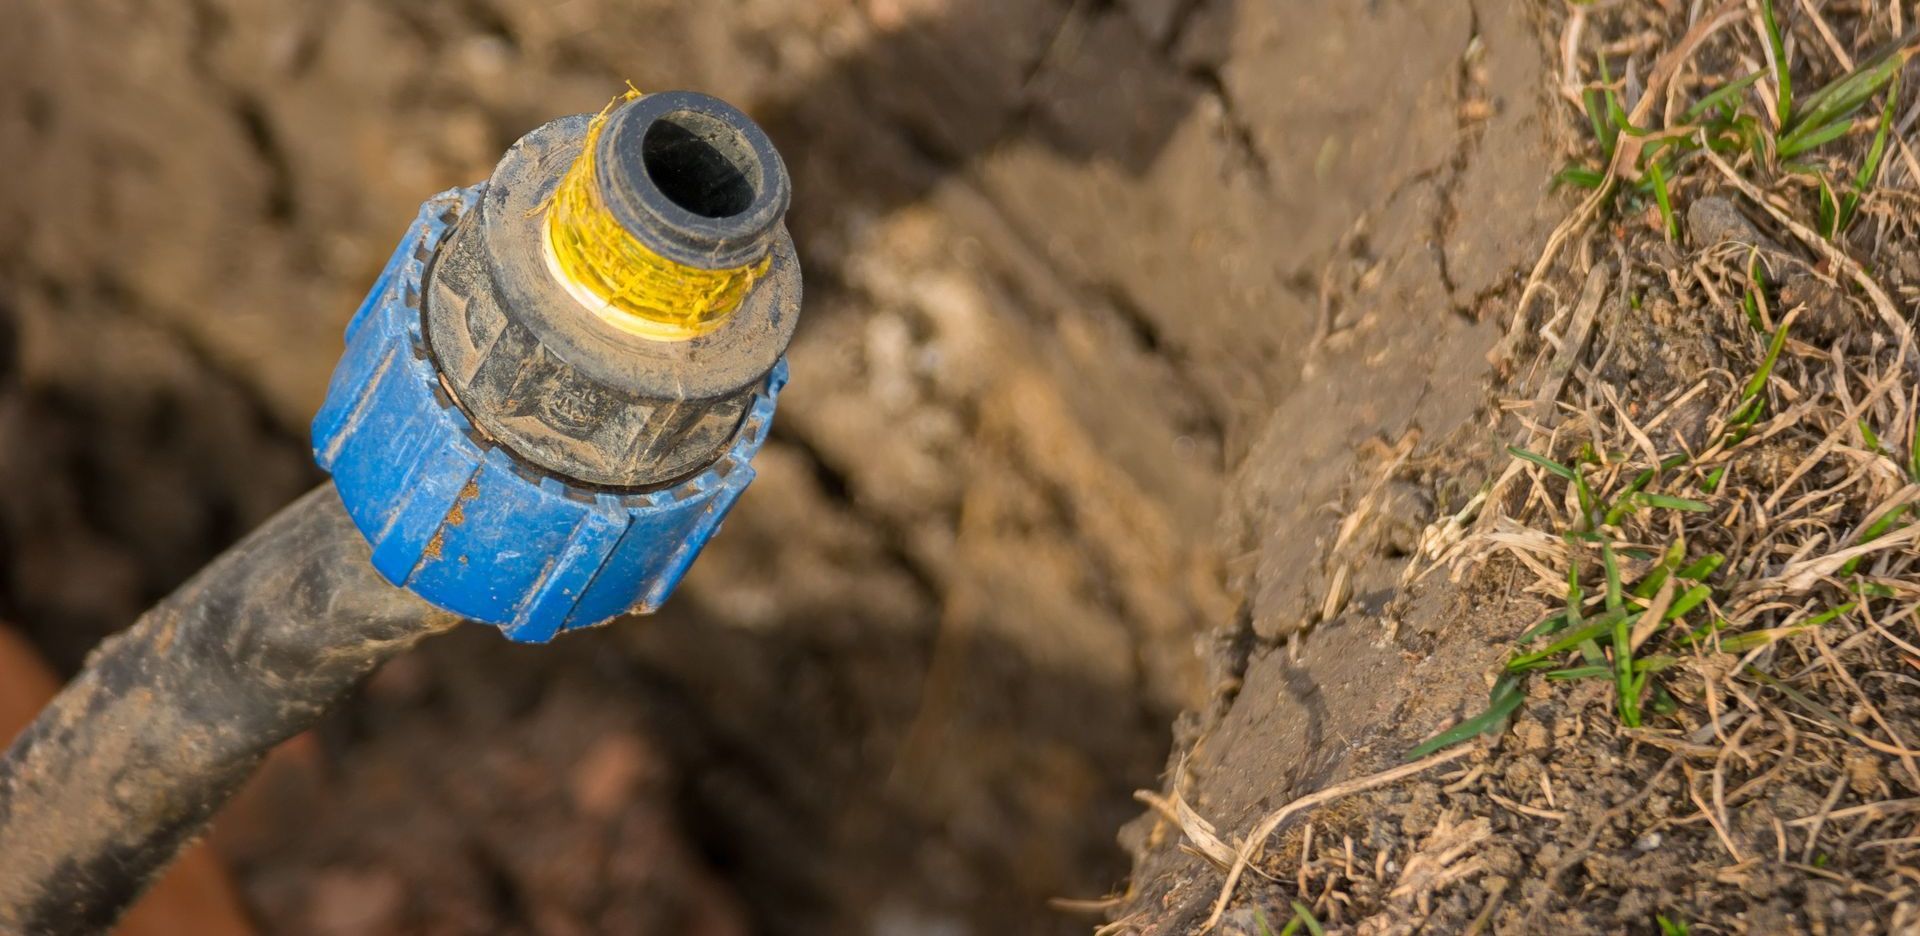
[544,90,791,341]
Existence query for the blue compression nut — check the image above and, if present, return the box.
[311,186,784,642]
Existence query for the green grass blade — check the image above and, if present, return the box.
[1742,253,1770,332]
[1804,602,1866,625]
[1510,446,1577,480]
[1649,160,1678,241]
[1598,53,1632,134]
[1856,503,1909,546]
[1838,70,1900,234]
[1602,454,1694,526]
[1613,607,1638,726]
[1780,119,1855,159]
[1717,602,1856,652]
[1567,542,1584,614]
[1760,0,1791,125]
[1840,503,1911,576]
[1555,165,1608,189]
[1566,544,1605,665]
[1733,320,1793,426]
[1745,321,1792,402]
[1546,665,1612,681]
[1686,70,1766,122]
[1792,41,1908,124]
[1290,902,1325,936]
[1817,172,1840,239]
[1511,447,1597,523]
[1740,114,1770,163]
[1635,492,1712,512]
[1861,420,1886,454]
[1633,540,1687,599]
[1910,412,1920,481]
[1665,585,1713,621]
[1781,45,1911,157]
[1519,610,1571,643]
[1658,913,1693,936]
[1718,631,1778,653]
[1510,608,1638,669]
[1405,684,1526,759]
[1639,135,1694,168]
[1676,553,1724,581]
[1602,542,1623,611]
[1585,89,1616,161]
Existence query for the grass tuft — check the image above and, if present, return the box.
[1779,41,1913,158]
[1657,915,1692,936]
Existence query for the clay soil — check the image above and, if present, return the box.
[10,0,1867,934]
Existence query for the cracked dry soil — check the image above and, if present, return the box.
[0,0,1561,933]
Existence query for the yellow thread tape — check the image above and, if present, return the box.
[544,90,770,342]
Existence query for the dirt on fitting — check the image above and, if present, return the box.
[12,0,1897,934]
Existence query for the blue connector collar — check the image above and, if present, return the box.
[312,187,781,642]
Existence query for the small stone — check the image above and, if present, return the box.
[1780,276,1855,347]
[1517,718,1550,753]
[1214,907,1266,936]
[1250,613,1300,644]
[1846,751,1884,796]
[1898,250,1920,285]
[1687,196,1781,253]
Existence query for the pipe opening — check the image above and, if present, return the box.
[641,110,760,219]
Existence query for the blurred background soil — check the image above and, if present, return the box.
[0,0,1558,933]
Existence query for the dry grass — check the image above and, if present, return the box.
[1419,0,1920,928]
[1133,1,1920,932]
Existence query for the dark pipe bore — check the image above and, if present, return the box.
[596,90,790,270]
[641,110,760,219]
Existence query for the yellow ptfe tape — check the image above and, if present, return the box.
[543,92,771,342]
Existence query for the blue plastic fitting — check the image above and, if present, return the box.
[311,187,783,643]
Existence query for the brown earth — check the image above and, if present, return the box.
[1118,1,1920,933]
[0,0,1563,933]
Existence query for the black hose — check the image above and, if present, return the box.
[0,484,459,934]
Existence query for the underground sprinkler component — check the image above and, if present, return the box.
[314,90,800,642]
[0,90,800,930]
